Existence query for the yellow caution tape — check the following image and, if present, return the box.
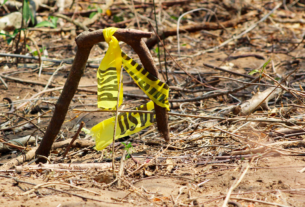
[97,27,123,110]
[91,27,170,150]
[90,101,155,151]
[121,51,170,111]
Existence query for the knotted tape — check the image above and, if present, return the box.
[88,27,170,150]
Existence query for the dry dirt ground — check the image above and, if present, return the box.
[0,0,305,206]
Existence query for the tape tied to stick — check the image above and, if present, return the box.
[97,27,123,110]
[90,101,155,151]
[89,27,170,151]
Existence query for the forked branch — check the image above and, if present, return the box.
[35,29,169,163]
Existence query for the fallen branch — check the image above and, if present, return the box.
[0,175,116,203]
[233,87,283,115]
[16,163,112,172]
[0,147,37,171]
[0,74,59,88]
[0,138,95,170]
[203,63,258,80]
[51,138,95,149]
[169,76,261,102]
[0,135,36,153]
[230,197,290,207]
[145,10,259,48]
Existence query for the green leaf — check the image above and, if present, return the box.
[35,21,56,28]
[31,46,45,56]
[87,5,95,9]
[29,6,35,25]
[50,16,58,27]
[89,12,97,19]
[0,0,9,6]
[121,142,133,158]
[23,0,31,23]
[13,29,20,36]
[0,29,19,44]
[113,15,123,23]
[0,33,12,38]
[97,8,103,13]
[248,69,259,75]
[170,15,178,20]
[6,37,14,44]
[154,47,159,54]
[126,143,132,148]
[181,43,187,46]
[261,58,271,75]
[26,44,32,52]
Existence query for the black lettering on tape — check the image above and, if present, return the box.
[146,73,158,82]
[130,60,136,66]
[118,113,130,135]
[99,76,117,85]
[121,52,131,60]
[149,88,157,95]
[138,80,150,91]
[128,70,135,76]
[141,70,147,76]
[99,67,116,75]
[133,75,139,81]
[149,112,155,123]
[137,104,148,127]
[98,93,118,101]
[136,65,142,71]
[158,94,166,102]
[99,71,117,77]
[163,84,169,90]
[128,112,138,131]
[123,113,130,134]
[98,84,118,92]
[153,91,162,99]
[118,115,126,135]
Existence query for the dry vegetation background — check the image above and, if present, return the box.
[0,0,305,206]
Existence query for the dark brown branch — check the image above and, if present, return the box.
[169,76,261,102]
[35,29,169,163]
[130,39,170,142]
[62,122,84,159]
[203,63,257,80]
[145,10,259,49]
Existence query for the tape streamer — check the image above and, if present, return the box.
[97,27,170,111]
[91,27,170,150]
[97,27,123,110]
[121,51,170,111]
[90,101,155,151]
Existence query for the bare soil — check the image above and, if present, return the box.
[0,1,305,206]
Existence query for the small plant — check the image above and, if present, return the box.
[0,29,21,44]
[23,0,35,25]
[248,58,271,76]
[89,7,103,19]
[113,15,124,23]
[153,46,159,55]
[35,16,58,28]
[26,45,47,57]
[121,142,133,159]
